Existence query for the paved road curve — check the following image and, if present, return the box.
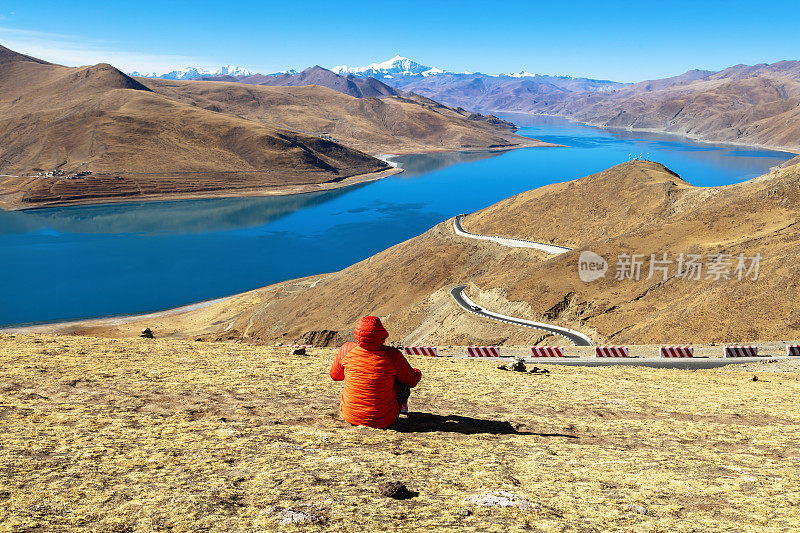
[453,214,572,254]
[450,215,591,345]
[450,284,594,346]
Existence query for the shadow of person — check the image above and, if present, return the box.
[389,412,578,438]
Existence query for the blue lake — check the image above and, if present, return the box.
[0,115,794,326]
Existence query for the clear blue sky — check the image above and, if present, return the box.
[1,0,798,82]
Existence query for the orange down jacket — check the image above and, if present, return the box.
[330,316,421,428]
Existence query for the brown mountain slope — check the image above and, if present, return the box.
[531,62,800,152]
[0,45,394,209]
[709,60,800,81]
[65,159,800,346]
[0,45,547,210]
[142,78,546,156]
[0,43,51,66]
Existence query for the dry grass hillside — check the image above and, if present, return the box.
[0,45,393,210]
[0,45,546,210]
[464,158,800,343]
[2,333,798,531]
[57,159,800,346]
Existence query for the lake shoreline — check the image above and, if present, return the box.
[0,294,237,334]
[0,167,404,213]
[495,111,800,156]
[1,141,555,213]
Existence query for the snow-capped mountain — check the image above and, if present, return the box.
[128,65,252,80]
[330,55,447,79]
[507,71,538,78]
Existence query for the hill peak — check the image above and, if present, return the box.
[68,63,152,92]
[303,65,333,74]
[0,44,51,65]
[250,65,401,98]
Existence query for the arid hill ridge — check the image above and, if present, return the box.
[0,45,387,209]
[0,45,547,210]
[60,158,800,346]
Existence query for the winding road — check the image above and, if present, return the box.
[453,214,572,254]
[450,285,593,346]
[449,216,785,367]
[450,214,594,346]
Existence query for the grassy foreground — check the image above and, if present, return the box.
[1,333,798,531]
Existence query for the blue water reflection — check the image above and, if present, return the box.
[0,116,793,326]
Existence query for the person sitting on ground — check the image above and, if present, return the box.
[330,316,422,429]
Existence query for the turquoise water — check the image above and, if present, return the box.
[0,116,794,326]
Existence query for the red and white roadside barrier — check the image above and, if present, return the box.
[466,345,501,357]
[660,346,694,358]
[405,346,438,357]
[595,346,629,358]
[288,344,313,349]
[530,346,565,357]
[723,345,758,357]
[787,345,800,356]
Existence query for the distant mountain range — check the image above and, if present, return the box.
[331,55,446,78]
[128,55,620,84]
[0,45,546,210]
[129,65,254,80]
[123,54,800,152]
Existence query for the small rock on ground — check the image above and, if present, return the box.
[466,490,532,510]
[626,503,649,515]
[378,481,418,499]
[498,359,527,372]
[292,347,306,356]
[268,506,326,525]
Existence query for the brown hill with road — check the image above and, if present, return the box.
[0,45,545,210]
[57,158,800,346]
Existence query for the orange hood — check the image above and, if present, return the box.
[353,316,389,350]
